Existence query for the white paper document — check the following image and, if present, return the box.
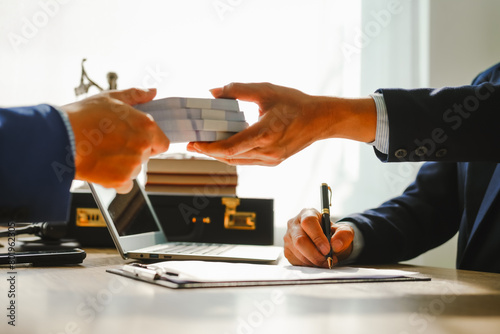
[121,260,420,284]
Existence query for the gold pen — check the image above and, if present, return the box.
[321,183,334,269]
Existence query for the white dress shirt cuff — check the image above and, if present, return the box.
[368,93,389,155]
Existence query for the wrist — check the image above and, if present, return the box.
[311,96,377,143]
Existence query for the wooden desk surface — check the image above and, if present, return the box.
[2,244,500,334]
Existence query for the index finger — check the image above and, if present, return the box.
[299,209,331,256]
[187,122,263,158]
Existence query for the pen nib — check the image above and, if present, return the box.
[327,257,333,269]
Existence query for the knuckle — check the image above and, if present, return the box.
[293,234,309,250]
[300,208,314,215]
[310,234,325,246]
[127,88,147,100]
[261,82,273,91]
[255,128,275,145]
[261,82,277,97]
[118,89,134,102]
[283,232,289,243]
[283,233,293,248]
[224,82,240,96]
[128,88,145,99]
[225,82,237,90]
[92,95,114,110]
[136,112,155,127]
[335,224,355,238]
[301,215,317,228]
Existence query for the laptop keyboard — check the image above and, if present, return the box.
[152,243,235,256]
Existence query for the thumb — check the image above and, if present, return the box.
[209,87,224,98]
[107,88,157,106]
[209,82,266,104]
[115,180,134,194]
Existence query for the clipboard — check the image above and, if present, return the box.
[106,261,430,289]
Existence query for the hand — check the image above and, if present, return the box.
[187,82,321,166]
[187,82,376,166]
[283,208,354,268]
[61,88,170,193]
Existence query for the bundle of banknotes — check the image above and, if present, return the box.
[135,97,248,143]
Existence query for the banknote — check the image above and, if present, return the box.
[147,108,245,121]
[156,119,248,132]
[165,130,236,143]
[135,97,240,112]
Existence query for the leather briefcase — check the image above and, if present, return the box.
[66,192,274,247]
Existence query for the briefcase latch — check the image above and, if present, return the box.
[222,197,256,230]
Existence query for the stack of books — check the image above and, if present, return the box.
[135,97,248,143]
[145,156,237,196]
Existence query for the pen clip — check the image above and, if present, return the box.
[328,186,332,207]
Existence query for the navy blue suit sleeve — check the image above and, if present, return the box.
[376,62,500,162]
[0,104,75,222]
[342,162,461,264]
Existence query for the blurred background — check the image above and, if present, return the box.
[1,0,499,268]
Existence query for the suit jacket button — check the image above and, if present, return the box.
[415,146,428,157]
[435,148,447,158]
[395,149,407,158]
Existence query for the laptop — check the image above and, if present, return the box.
[89,180,282,263]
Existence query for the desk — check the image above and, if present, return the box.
[2,244,500,334]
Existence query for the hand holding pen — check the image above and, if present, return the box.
[283,187,355,268]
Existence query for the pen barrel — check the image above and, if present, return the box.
[320,183,332,247]
[321,213,330,236]
[321,183,330,210]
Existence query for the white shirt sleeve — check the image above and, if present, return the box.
[368,93,389,155]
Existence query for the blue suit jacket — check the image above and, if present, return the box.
[345,63,500,273]
[0,105,75,223]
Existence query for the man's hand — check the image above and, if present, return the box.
[61,88,170,193]
[187,82,322,166]
[283,208,354,268]
[187,82,376,166]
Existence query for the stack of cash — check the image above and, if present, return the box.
[135,97,248,143]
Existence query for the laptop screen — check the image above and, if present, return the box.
[91,181,159,236]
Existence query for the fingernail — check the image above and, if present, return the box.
[187,143,200,152]
[332,239,344,253]
[191,143,201,152]
[209,87,222,97]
